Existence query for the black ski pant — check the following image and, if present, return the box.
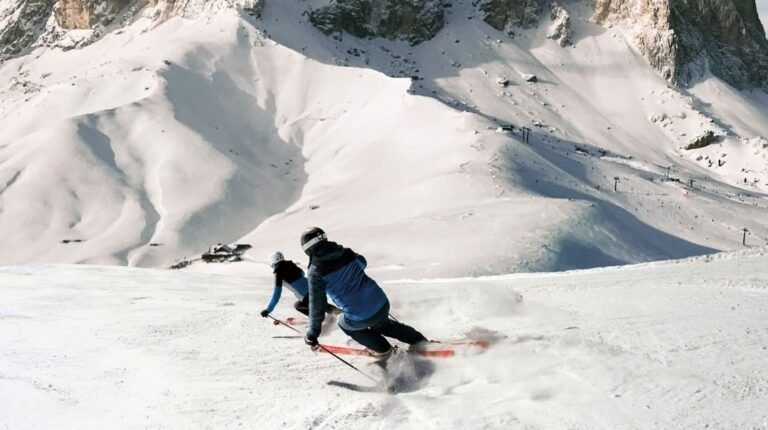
[294,295,339,317]
[339,302,427,354]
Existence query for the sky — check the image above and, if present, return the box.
[759,0,768,35]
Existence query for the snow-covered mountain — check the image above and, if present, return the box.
[3,2,768,428]
[4,0,767,88]
[1,0,767,277]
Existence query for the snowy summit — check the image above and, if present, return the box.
[1,0,768,428]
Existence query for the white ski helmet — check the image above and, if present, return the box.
[269,251,284,268]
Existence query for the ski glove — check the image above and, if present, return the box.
[260,310,270,318]
[304,333,319,349]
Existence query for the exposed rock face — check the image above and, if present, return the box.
[479,0,572,45]
[308,0,445,45]
[244,0,263,17]
[479,0,545,32]
[593,0,768,89]
[479,0,767,88]
[0,0,264,61]
[142,0,262,22]
[0,0,57,58]
[546,2,572,46]
[54,0,132,29]
[2,0,766,90]
[685,130,718,150]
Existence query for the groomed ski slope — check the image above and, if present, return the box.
[2,248,767,429]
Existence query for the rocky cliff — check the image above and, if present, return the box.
[0,0,263,60]
[672,0,767,88]
[53,0,131,28]
[308,0,445,45]
[592,0,768,89]
[1,0,766,89]
[593,0,768,88]
[479,0,545,31]
[0,0,57,58]
[478,0,768,88]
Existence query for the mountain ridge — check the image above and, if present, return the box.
[0,0,766,276]
[3,0,766,90]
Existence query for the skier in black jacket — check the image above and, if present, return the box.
[260,251,339,318]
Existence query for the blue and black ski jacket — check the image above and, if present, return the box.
[264,260,309,313]
[306,242,387,338]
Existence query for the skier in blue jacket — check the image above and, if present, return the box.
[260,251,338,318]
[301,227,427,357]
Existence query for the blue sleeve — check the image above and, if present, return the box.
[267,275,283,313]
[265,284,282,313]
[307,267,327,338]
[357,254,367,269]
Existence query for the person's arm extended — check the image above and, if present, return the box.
[261,273,283,316]
[264,285,282,314]
[306,267,327,340]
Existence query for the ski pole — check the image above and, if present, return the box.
[267,315,381,385]
[314,344,381,385]
[267,315,302,334]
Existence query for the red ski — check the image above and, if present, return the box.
[318,344,455,358]
[428,339,491,349]
[273,317,307,326]
[346,338,492,351]
[286,317,307,326]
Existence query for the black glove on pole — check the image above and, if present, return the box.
[304,333,319,349]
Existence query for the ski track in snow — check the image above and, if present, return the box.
[1,250,767,429]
